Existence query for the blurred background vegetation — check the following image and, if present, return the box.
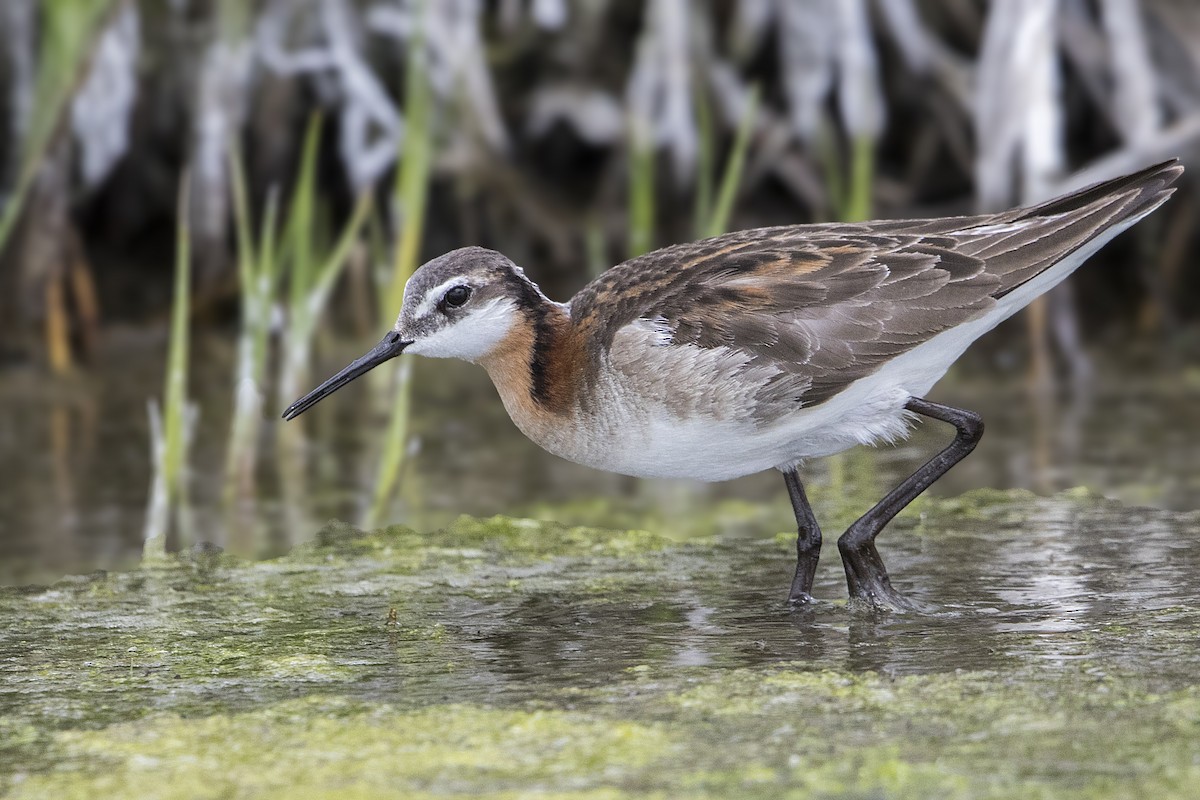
[2,0,1200,581]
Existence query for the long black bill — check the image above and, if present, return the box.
[281,331,410,421]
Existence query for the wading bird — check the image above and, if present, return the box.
[284,161,1181,609]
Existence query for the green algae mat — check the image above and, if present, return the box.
[3,490,1200,799]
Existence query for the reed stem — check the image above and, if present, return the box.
[367,0,433,527]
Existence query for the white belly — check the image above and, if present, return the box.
[539,334,918,482]
[563,387,915,481]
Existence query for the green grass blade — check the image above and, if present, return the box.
[368,205,390,280]
[225,172,278,496]
[842,134,875,223]
[0,165,34,260]
[693,82,715,239]
[228,144,255,296]
[817,125,844,223]
[383,0,433,320]
[364,361,413,530]
[287,114,323,317]
[628,127,656,259]
[584,216,608,278]
[0,0,113,257]
[705,85,760,238]
[252,188,281,370]
[258,188,281,290]
[310,192,373,316]
[369,0,433,526]
[163,172,192,504]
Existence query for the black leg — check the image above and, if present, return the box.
[837,397,984,609]
[783,469,822,604]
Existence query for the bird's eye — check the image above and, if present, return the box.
[443,285,472,309]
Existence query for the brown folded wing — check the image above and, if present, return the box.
[568,161,1180,409]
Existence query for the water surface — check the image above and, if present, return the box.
[2,492,1199,797]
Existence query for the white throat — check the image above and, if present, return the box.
[404,298,518,362]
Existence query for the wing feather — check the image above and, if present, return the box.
[567,161,1181,414]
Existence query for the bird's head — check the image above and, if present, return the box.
[393,246,546,360]
[282,247,546,421]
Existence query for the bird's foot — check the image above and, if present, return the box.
[787,590,817,607]
[787,566,819,607]
[838,537,927,612]
[846,583,925,612]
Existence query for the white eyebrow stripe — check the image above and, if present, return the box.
[414,276,473,317]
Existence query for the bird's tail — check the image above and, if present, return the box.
[1019,159,1182,223]
[987,160,1183,304]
